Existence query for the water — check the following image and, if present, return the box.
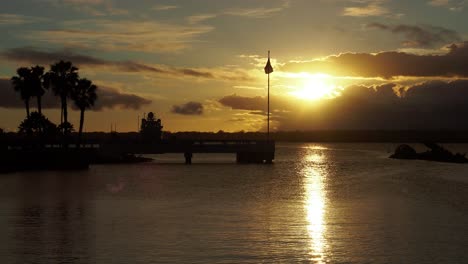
[1,143,467,263]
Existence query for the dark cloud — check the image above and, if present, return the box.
[117,61,168,74]
[1,47,170,74]
[2,47,107,66]
[283,41,468,78]
[0,79,25,109]
[0,78,151,111]
[219,95,267,111]
[1,47,252,81]
[367,23,461,48]
[171,101,204,115]
[219,80,468,130]
[218,94,298,112]
[93,86,152,110]
[177,68,214,78]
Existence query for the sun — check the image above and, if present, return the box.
[290,74,340,101]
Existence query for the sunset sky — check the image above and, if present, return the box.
[1,0,468,132]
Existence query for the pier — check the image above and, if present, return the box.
[99,140,275,164]
[3,139,276,165]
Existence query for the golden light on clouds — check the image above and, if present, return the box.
[2,0,468,132]
[290,74,342,101]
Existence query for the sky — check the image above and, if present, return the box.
[1,0,468,132]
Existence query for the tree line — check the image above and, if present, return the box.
[11,60,97,144]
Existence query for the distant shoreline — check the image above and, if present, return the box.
[170,130,468,143]
[4,130,467,143]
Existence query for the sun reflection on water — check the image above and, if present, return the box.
[303,149,327,263]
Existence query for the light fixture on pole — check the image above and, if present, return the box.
[264,50,274,141]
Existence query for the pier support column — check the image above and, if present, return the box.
[184,152,193,164]
[236,152,248,163]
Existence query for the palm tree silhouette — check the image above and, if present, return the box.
[71,78,97,145]
[11,67,33,118]
[44,61,79,124]
[30,65,46,114]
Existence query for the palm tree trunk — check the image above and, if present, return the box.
[25,99,30,118]
[78,108,85,148]
[37,96,42,115]
[60,97,67,148]
[62,96,68,124]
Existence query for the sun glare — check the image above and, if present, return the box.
[290,74,340,101]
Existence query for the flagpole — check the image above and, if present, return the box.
[267,50,270,142]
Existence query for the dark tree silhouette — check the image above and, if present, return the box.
[57,121,74,136]
[44,61,79,124]
[71,78,97,144]
[30,65,46,114]
[11,67,33,118]
[18,111,57,137]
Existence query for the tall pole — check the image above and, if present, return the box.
[267,50,270,142]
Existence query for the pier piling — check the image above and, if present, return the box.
[184,152,193,164]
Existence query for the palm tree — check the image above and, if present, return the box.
[30,65,46,114]
[44,61,79,124]
[71,78,97,144]
[11,67,33,118]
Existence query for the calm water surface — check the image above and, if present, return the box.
[1,143,467,263]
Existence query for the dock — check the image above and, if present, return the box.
[99,140,275,164]
[4,139,276,165]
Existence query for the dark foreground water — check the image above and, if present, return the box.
[1,143,468,263]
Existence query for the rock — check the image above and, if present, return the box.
[390,142,468,163]
[390,144,418,159]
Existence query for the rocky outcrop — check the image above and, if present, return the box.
[390,142,468,163]
[391,144,418,159]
